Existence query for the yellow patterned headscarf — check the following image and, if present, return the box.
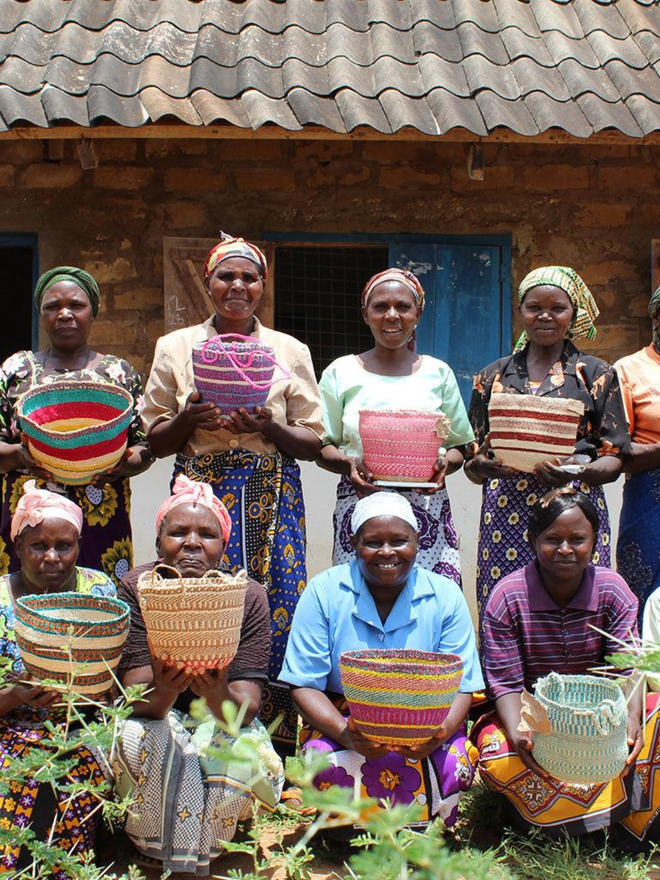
[514,266,599,352]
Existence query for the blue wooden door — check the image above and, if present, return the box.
[390,241,510,405]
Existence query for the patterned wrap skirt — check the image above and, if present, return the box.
[332,477,462,587]
[616,468,660,616]
[473,694,660,839]
[0,471,134,588]
[175,449,307,756]
[300,696,477,829]
[114,711,284,876]
[475,475,611,641]
[0,715,111,875]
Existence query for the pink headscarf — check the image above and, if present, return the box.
[156,475,232,544]
[11,480,83,540]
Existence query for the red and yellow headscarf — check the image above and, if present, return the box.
[361,268,425,311]
[203,237,268,282]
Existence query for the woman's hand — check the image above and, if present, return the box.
[393,728,445,760]
[151,655,196,696]
[339,717,391,760]
[465,452,519,483]
[623,713,644,776]
[91,445,155,486]
[8,680,60,711]
[533,459,574,487]
[348,458,380,497]
[15,434,52,480]
[514,734,549,778]
[223,405,274,436]
[181,391,226,432]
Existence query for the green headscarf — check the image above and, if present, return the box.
[34,267,101,317]
[514,265,599,353]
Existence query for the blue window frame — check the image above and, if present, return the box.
[265,232,511,403]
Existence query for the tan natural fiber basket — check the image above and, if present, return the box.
[488,393,585,473]
[137,565,248,670]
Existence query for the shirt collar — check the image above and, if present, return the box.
[341,560,434,633]
[203,315,263,338]
[526,561,598,612]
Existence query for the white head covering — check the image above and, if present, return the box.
[351,492,419,536]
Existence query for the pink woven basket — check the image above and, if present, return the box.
[192,333,289,415]
[359,409,452,482]
[340,649,464,745]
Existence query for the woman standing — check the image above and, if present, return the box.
[319,268,474,586]
[143,235,324,756]
[474,489,660,842]
[0,267,153,586]
[615,285,660,612]
[465,266,629,636]
[0,482,117,872]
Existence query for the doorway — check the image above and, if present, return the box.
[0,234,38,364]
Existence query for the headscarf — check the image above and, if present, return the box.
[34,267,101,317]
[203,236,268,282]
[361,268,426,311]
[649,285,660,344]
[514,266,599,353]
[351,492,419,536]
[11,480,83,540]
[156,475,232,544]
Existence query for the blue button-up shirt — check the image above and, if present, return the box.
[280,560,484,695]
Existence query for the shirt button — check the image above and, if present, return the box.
[229,439,239,449]
[377,633,385,642]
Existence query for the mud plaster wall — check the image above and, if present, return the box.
[0,136,656,377]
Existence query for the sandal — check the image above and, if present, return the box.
[280,787,317,816]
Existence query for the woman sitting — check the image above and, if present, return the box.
[0,482,116,872]
[280,493,483,829]
[114,475,284,876]
[474,489,660,842]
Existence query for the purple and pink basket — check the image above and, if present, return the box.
[192,333,289,415]
[359,409,452,483]
[340,649,464,745]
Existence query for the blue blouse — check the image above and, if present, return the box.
[279,560,484,695]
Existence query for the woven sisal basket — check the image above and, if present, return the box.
[359,410,452,483]
[137,565,248,669]
[528,672,629,785]
[487,393,584,473]
[17,380,133,485]
[340,649,463,745]
[14,592,130,696]
[192,333,289,415]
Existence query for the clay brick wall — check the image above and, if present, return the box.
[0,136,656,378]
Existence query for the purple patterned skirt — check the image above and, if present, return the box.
[332,477,462,587]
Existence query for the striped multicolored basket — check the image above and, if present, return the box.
[339,649,464,745]
[17,380,133,485]
[487,393,585,473]
[359,410,453,483]
[14,592,130,696]
[531,672,629,785]
[137,566,248,670]
[192,333,289,415]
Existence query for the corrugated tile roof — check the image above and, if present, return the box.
[0,0,660,137]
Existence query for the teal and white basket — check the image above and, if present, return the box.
[529,672,629,785]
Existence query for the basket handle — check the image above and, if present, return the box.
[199,335,290,391]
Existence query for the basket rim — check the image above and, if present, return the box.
[18,381,133,442]
[534,673,625,716]
[16,591,130,625]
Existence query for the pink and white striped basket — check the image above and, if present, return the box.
[359,409,452,483]
[192,333,289,415]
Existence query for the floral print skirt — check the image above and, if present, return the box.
[300,697,476,829]
[475,475,611,641]
[332,477,462,587]
[0,472,134,587]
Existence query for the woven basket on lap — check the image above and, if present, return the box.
[340,649,463,746]
[524,672,629,785]
[14,592,130,696]
[192,333,289,415]
[487,393,584,473]
[359,410,453,483]
[17,380,134,485]
[137,565,248,670]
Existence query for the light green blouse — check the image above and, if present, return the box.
[319,354,474,459]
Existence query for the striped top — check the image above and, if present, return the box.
[482,563,638,701]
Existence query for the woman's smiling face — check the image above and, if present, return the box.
[519,284,574,348]
[353,515,419,589]
[362,281,421,350]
